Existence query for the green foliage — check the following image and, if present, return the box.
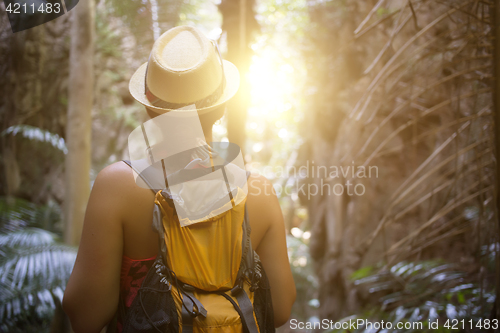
[106,0,146,34]
[376,7,390,17]
[327,260,495,332]
[0,197,75,332]
[0,226,76,332]
[287,234,319,322]
[2,125,68,202]
[350,266,374,281]
[0,197,62,235]
[178,0,221,31]
[104,0,181,51]
[95,10,122,59]
[2,125,67,155]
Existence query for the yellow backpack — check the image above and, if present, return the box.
[120,161,275,333]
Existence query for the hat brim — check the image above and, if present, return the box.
[129,60,240,115]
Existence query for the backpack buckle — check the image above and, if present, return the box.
[230,280,243,296]
[183,284,195,292]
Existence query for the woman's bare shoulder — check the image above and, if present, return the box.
[94,161,149,196]
[247,173,276,198]
[90,161,150,212]
[246,173,284,236]
[96,161,134,184]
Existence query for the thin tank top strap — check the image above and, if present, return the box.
[122,160,157,195]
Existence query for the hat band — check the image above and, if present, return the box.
[145,73,226,110]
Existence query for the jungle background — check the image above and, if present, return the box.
[0,0,499,332]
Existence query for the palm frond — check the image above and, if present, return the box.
[0,228,76,330]
[0,228,56,250]
[2,125,67,154]
[330,261,494,332]
[0,197,62,233]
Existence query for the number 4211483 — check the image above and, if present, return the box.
[6,2,61,14]
[444,319,498,330]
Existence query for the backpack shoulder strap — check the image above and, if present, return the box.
[122,160,157,194]
[244,170,254,265]
[237,171,263,333]
[237,171,256,284]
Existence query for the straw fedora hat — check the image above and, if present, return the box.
[129,26,240,114]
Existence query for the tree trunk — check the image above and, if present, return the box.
[493,0,500,321]
[64,0,94,246]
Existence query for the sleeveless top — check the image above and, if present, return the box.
[117,255,156,332]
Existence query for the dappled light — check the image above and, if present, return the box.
[0,0,499,332]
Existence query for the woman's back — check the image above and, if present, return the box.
[63,161,295,332]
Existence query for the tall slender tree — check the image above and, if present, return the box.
[493,0,500,320]
[64,0,95,246]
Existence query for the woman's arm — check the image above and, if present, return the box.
[247,175,296,327]
[63,163,128,333]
